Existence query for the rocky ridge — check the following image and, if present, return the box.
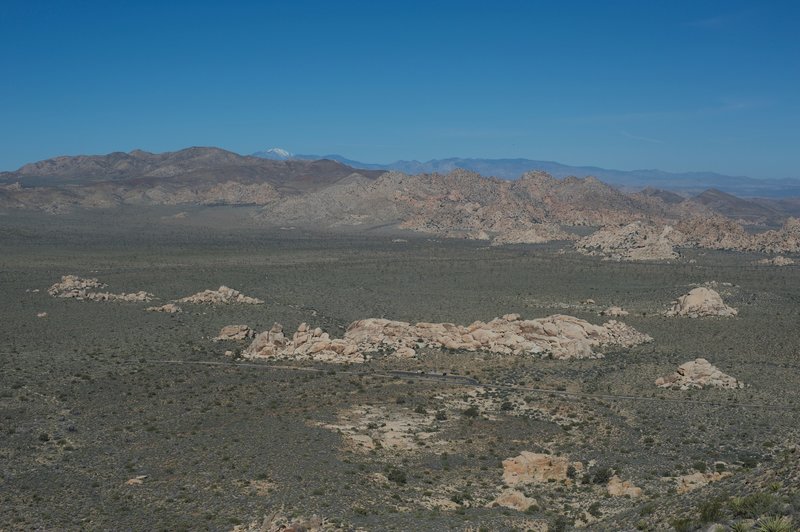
[242,313,652,364]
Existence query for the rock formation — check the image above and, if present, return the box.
[145,303,182,313]
[48,275,154,302]
[601,306,629,317]
[176,286,263,305]
[607,475,643,497]
[243,313,651,363]
[665,287,737,317]
[655,358,744,390]
[501,452,583,486]
[576,222,681,261]
[213,325,254,342]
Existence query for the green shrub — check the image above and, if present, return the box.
[755,515,793,532]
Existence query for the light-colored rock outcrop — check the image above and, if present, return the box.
[502,452,583,486]
[607,475,643,497]
[48,275,154,302]
[655,358,744,390]
[665,287,737,317]
[576,222,681,261]
[243,313,652,363]
[757,256,795,266]
[146,303,182,313]
[674,471,732,494]
[490,489,538,511]
[601,306,629,317]
[213,325,254,342]
[177,286,263,305]
[36,312,48,318]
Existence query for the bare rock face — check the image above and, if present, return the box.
[665,287,737,317]
[243,313,651,364]
[146,303,182,313]
[176,286,263,305]
[502,452,583,486]
[48,275,154,302]
[576,222,681,261]
[607,475,643,498]
[757,256,795,266]
[213,325,255,342]
[601,306,629,317]
[655,358,744,390]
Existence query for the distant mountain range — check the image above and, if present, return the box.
[252,148,800,198]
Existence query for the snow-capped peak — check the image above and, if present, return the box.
[266,148,291,158]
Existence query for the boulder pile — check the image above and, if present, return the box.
[655,358,744,390]
[242,313,652,363]
[576,222,681,261]
[213,325,254,342]
[176,286,263,305]
[601,306,629,317]
[48,275,154,302]
[665,287,737,317]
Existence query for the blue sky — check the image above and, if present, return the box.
[1,1,798,178]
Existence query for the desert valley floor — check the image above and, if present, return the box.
[1,206,799,531]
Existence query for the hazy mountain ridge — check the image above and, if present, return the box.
[256,151,800,198]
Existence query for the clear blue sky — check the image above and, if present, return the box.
[1,0,798,178]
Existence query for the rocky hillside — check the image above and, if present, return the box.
[0,147,384,212]
[3,147,800,255]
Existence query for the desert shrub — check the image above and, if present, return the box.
[592,467,613,485]
[730,492,780,518]
[669,517,695,532]
[698,498,724,523]
[386,467,407,485]
[755,515,793,532]
[462,405,479,418]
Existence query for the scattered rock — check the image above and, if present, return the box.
[146,303,182,313]
[243,314,651,363]
[757,256,795,266]
[502,452,583,486]
[176,286,263,305]
[655,358,744,390]
[125,475,148,486]
[214,325,254,342]
[665,287,737,317]
[607,475,642,497]
[601,306,628,317]
[36,312,48,318]
[48,275,154,302]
